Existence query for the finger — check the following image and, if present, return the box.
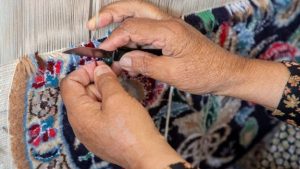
[87,0,170,30]
[93,64,128,103]
[124,41,158,49]
[60,66,101,117]
[111,62,123,76]
[99,18,169,51]
[86,84,102,101]
[124,41,139,48]
[119,50,173,82]
[112,62,138,77]
[128,71,139,77]
[70,62,97,86]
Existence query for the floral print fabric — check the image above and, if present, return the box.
[235,123,300,169]
[275,62,300,126]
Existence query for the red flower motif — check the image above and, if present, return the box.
[28,124,41,147]
[32,75,46,89]
[28,123,57,147]
[32,60,62,89]
[260,42,298,61]
[219,22,230,48]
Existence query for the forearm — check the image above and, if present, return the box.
[131,56,290,169]
[215,54,290,109]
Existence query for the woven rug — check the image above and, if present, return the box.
[7,0,300,169]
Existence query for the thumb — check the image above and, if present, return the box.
[119,50,172,82]
[94,64,126,102]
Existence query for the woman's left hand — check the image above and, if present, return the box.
[60,62,185,169]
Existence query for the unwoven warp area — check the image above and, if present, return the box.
[7,0,300,169]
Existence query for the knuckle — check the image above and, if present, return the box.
[133,55,152,76]
[121,18,135,28]
[119,19,138,35]
[97,74,116,87]
[166,19,187,34]
[163,19,190,55]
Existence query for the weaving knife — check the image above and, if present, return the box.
[63,47,162,65]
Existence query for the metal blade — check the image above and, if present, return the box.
[63,47,112,58]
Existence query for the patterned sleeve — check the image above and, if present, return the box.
[273,62,300,126]
[167,162,199,169]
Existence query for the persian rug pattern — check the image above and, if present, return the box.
[8,0,300,169]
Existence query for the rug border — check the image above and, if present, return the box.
[8,57,34,169]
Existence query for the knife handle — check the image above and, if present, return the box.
[113,47,163,61]
[102,47,162,66]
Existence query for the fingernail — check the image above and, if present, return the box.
[119,55,132,68]
[94,65,112,77]
[87,20,94,30]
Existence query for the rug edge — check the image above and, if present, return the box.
[8,56,34,169]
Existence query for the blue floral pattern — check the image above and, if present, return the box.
[17,0,300,169]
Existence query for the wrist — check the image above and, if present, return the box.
[207,50,248,96]
[126,135,185,169]
[215,56,290,108]
[213,54,249,95]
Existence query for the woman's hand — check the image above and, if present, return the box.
[87,1,290,109]
[87,0,243,95]
[60,62,185,169]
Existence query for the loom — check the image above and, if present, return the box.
[0,0,240,64]
[0,0,241,168]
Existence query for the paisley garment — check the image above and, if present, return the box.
[236,61,300,169]
[236,123,300,169]
[18,0,300,169]
[275,62,300,126]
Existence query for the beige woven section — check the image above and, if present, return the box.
[0,61,17,169]
[0,0,242,65]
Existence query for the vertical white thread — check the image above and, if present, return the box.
[0,0,243,65]
[164,86,174,139]
[0,0,91,64]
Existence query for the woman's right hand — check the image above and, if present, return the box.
[87,0,242,95]
[87,1,290,109]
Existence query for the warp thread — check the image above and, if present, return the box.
[0,0,243,65]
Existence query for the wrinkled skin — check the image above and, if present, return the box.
[61,62,184,169]
[61,1,290,169]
